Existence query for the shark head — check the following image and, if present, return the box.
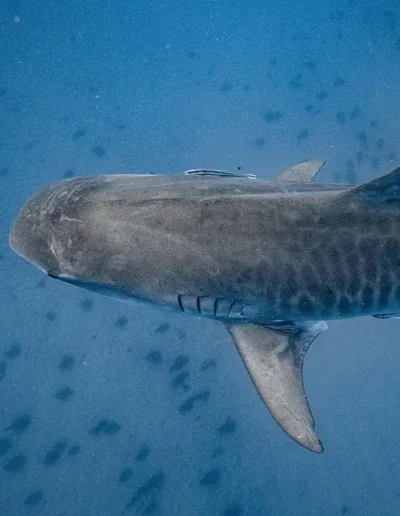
[10,181,68,277]
[9,176,150,302]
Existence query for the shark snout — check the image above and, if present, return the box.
[9,183,66,276]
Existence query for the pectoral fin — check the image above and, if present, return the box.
[226,321,327,453]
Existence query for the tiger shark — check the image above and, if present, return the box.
[9,160,400,453]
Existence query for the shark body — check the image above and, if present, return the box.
[9,160,400,453]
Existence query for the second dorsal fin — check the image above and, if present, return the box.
[276,160,326,183]
[226,320,327,453]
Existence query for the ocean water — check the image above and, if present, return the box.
[1,1,400,515]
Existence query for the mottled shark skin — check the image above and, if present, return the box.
[9,160,400,453]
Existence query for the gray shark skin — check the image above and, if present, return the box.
[9,160,400,453]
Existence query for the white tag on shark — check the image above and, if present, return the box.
[226,320,327,453]
[372,314,400,319]
[183,169,257,179]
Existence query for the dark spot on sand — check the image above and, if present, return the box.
[43,440,68,466]
[304,60,316,71]
[92,145,106,158]
[222,503,244,516]
[135,444,150,462]
[126,471,165,509]
[0,167,9,177]
[80,298,94,312]
[4,344,21,360]
[297,128,309,142]
[0,88,7,97]
[356,131,368,149]
[315,90,327,100]
[59,354,75,372]
[171,371,190,390]
[383,9,398,31]
[289,73,303,89]
[336,111,346,124]
[104,420,121,435]
[90,420,108,435]
[263,110,283,123]
[220,82,232,92]
[45,311,57,322]
[333,78,346,87]
[23,490,43,508]
[211,446,224,458]
[24,142,34,152]
[0,361,7,381]
[67,444,81,456]
[170,356,189,373]
[0,438,12,456]
[89,419,121,435]
[201,359,216,371]
[73,128,86,140]
[155,322,169,334]
[114,315,128,328]
[218,418,236,435]
[55,387,74,401]
[5,414,32,433]
[200,468,221,486]
[146,350,163,366]
[119,467,133,483]
[254,136,266,147]
[304,104,320,116]
[63,169,75,178]
[4,454,26,473]
[350,106,361,120]
[179,390,210,415]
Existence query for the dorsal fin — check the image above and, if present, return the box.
[226,320,327,453]
[276,160,326,183]
[340,166,400,204]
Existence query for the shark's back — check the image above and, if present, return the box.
[59,172,350,204]
[39,168,400,324]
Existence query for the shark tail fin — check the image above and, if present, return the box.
[226,321,327,453]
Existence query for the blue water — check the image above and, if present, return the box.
[1,1,400,514]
